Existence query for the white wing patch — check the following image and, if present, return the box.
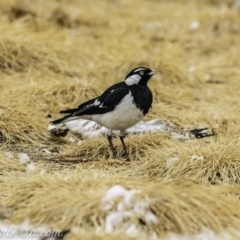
[94,99,101,106]
[84,99,101,109]
[133,67,147,72]
[125,74,141,85]
[99,103,107,108]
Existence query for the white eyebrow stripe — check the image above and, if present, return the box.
[134,67,146,72]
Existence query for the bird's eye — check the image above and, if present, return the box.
[140,71,144,75]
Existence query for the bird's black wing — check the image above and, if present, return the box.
[72,82,129,116]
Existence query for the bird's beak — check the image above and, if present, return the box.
[148,70,161,75]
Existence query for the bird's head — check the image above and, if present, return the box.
[124,67,160,86]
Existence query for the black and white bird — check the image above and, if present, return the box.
[50,67,159,160]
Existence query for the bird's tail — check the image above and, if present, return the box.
[50,107,81,125]
[50,114,80,125]
[60,108,78,114]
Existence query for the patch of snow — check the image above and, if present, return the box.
[105,211,132,233]
[49,118,211,142]
[101,185,157,236]
[26,163,36,172]
[102,185,136,210]
[18,153,31,164]
[125,224,139,236]
[127,119,170,134]
[49,119,173,139]
[124,190,139,206]
[117,202,125,212]
[65,120,102,139]
[145,211,158,224]
[189,21,200,30]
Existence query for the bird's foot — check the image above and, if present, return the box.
[122,151,130,161]
[110,150,130,161]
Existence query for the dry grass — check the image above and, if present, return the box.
[1,0,240,239]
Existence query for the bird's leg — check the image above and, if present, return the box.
[107,130,117,159]
[119,131,130,161]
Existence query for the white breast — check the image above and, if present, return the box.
[91,92,144,131]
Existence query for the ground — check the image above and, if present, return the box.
[1,0,240,239]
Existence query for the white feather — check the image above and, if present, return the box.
[93,99,101,106]
[125,74,141,86]
[133,67,146,72]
